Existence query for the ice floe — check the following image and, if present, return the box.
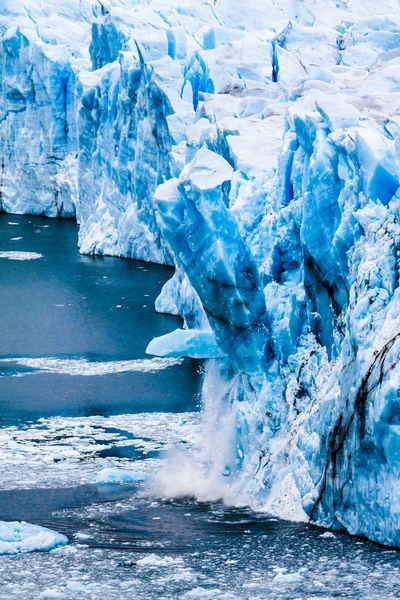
[0,251,43,260]
[0,521,68,555]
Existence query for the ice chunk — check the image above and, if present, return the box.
[319,531,336,539]
[146,329,225,359]
[93,467,148,485]
[39,590,65,599]
[0,521,68,554]
[66,581,90,593]
[0,251,43,260]
[273,571,303,583]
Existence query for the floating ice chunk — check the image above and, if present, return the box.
[146,329,225,359]
[0,521,68,555]
[74,532,91,540]
[66,581,90,593]
[93,467,148,485]
[183,588,223,599]
[39,590,65,599]
[137,554,183,568]
[0,251,43,260]
[273,571,303,583]
[319,531,336,539]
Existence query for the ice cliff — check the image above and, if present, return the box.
[1,0,400,547]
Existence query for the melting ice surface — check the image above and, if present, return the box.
[1,0,400,559]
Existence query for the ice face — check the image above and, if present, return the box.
[154,147,270,375]
[1,0,400,547]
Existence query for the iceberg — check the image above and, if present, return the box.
[1,0,400,548]
[93,466,148,485]
[146,329,225,359]
[0,521,68,554]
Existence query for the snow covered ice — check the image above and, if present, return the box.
[1,0,400,549]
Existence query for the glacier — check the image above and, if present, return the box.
[1,0,400,547]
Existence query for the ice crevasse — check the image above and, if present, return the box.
[1,0,400,547]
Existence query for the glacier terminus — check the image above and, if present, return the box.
[1,0,400,551]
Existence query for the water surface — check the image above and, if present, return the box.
[0,214,201,424]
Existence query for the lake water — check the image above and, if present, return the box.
[0,213,200,424]
[0,213,399,600]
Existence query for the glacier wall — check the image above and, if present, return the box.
[1,0,400,547]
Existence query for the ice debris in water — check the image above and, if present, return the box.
[319,531,336,539]
[1,0,400,548]
[93,467,148,485]
[39,590,67,599]
[0,251,43,260]
[136,555,184,568]
[0,521,68,554]
[273,571,303,583]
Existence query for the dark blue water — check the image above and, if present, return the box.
[0,213,201,425]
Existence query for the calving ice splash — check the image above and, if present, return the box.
[1,0,400,547]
